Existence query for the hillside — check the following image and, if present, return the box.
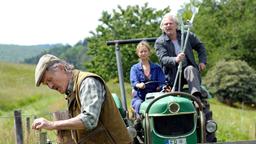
[0,44,63,63]
[0,62,255,143]
[0,61,66,143]
[0,61,65,114]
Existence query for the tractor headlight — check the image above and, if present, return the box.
[168,102,180,113]
[206,120,217,133]
[127,126,137,139]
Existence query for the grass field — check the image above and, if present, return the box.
[209,98,256,142]
[0,61,255,143]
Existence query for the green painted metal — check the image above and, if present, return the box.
[112,93,126,118]
[140,92,198,144]
[140,96,195,115]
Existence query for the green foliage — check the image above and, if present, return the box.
[84,0,256,83]
[0,44,54,63]
[24,41,89,70]
[59,44,90,70]
[193,0,256,70]
[85,3,170,81]
[204,60,256,106]
[23,44,71,64]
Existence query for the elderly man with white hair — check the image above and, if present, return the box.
[154,12,207,99]
[32,54,132,144]
[154,12,218,143]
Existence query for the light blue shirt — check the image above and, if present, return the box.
[172,39,181,55]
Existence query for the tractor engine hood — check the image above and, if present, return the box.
[140,92,196,116]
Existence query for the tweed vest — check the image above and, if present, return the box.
[67,70,132,144]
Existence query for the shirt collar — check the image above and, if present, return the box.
[163,33,171,41]
[138,61,157,69]
[65,77,74,97]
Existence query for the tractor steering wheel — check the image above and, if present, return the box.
[143,81,171,92]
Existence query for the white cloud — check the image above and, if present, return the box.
[0,0,189,45]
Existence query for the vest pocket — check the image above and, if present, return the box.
[78,126,115,144]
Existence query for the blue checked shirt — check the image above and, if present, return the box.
[78,77,105,130]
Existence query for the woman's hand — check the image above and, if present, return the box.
[136,82,145,89]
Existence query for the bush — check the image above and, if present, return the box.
[204,60,256,106]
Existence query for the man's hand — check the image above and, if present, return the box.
[32,117,55,130]
[175,52,185,63]
[199,63,206,71]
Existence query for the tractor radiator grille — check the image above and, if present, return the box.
[153,113,194,137]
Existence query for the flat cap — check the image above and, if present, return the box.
[35,54,60,87]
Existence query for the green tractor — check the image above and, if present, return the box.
[107,5,217,143]
[107,36,218,143]
[111,79,217,144]
[140,92,201,144]
[111,81,217,144]
[136,90,217,144]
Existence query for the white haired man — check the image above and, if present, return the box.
[154,13,207,99]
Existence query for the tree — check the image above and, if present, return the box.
[24,42,89,70]
[60,42,89,70]
[204,60,256,106]
[23,44,71,64]
[85,3,170,81]
[192,0,256,70]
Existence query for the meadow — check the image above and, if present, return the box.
[0,62,255,143]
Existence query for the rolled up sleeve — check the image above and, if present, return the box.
[79,77,105,130]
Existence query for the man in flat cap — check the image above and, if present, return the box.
[32,54,132,144]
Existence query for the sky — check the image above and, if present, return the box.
[0,0,190,46]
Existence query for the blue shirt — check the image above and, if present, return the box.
[130,61,165,100]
